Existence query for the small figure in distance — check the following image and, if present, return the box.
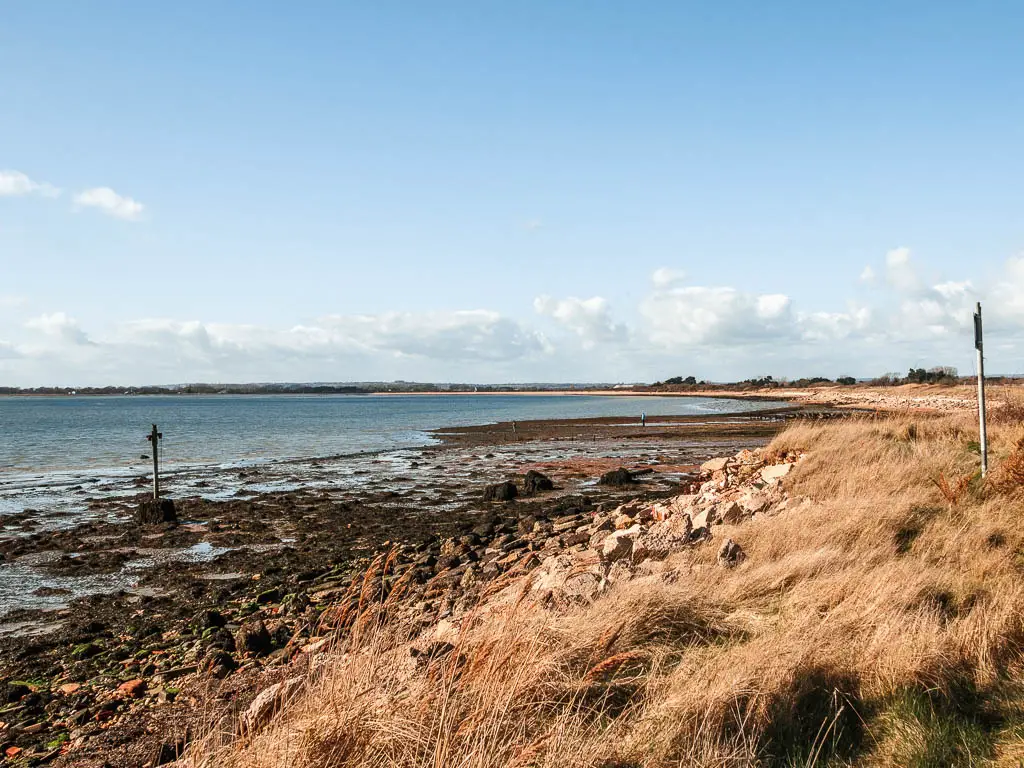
[641,412,646,427]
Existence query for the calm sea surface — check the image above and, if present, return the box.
[0,394,781,477]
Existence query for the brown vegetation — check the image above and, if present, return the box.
[193,410,1024,767]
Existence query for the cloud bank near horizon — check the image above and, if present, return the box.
[1,248,1016,387]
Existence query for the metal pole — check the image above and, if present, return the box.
[975,303,988,477]
[150,423,161,499]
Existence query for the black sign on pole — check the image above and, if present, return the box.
[974,302,987,477]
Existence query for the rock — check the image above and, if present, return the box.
[552,515,582,534]
[760,463,793,482]
[614,514,636,530]
[235,619,272,656]
[532,519,554,535]
[689,526,711,543]
[701,457,730,473]
[650,495,696,522]
[633,513,693,560]
[530,554,604,604]
[200,609,226,629]
[517,515,537,535]
[691,507,717,529]
[3,682,30,703]
[203,649,237,678]
[136,498,178,525]
[58,683,82,695]
[562,531,591,547]
[718,538,746,567]
[439,537,461,557]
[738,491,770,515]
[460,565,479,589]
[117,678,146,699]
[523,470,554,495]
[242,677,303,734]
[588,528,612,549]
[483,481,518,502]
[598,468,635,486]
[257,587,283,604]
[601,524,641,562]
[718,502,743,525]
[70,642,102,659]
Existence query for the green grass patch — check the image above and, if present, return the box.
[870,688,997,767]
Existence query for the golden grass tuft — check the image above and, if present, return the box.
[192,410,1024,768]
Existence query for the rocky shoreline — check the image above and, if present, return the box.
[0,410,816,766]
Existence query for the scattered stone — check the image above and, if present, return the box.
[598,468,635,486]
[523,470,554,495]
[718,501,743,525]
[691,507,717,529]
[3,682,30,703]
[117,678,146,698]
[761,463,793,482]
[589,528,612,550]
[235,619,272,656]
[136,498,178,525]
[600,524,642,562]
[483,481,518,502]
[242,677,303,734]
[718,538,746,567]
[614,513,636,529]
[701,457,730,473]
[633,513,693,560]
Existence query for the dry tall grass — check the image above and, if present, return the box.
[196,411,1024,768]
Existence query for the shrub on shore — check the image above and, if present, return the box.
[196,411,1024,767]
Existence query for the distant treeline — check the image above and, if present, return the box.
[648,374,857,391]
[648,366,994,391]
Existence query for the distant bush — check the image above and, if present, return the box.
[837,376,856,385]
[906,366,959,385]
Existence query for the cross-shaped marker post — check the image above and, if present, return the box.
[146,424,163,499]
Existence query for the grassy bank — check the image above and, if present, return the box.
[197,409,1024,767]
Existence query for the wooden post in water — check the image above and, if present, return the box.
[147,424,163,499]
[974,303,988,477]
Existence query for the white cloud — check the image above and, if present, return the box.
[651,267,686,289]
[524,219,544,231]
[885,246,919,292]
[24,312,92,345]
[860,265,875,282]
[640,281,797,347]
[73,187,145,220]
[533,295,628,349]
[4,247,1024,386]
[0,170,60,198]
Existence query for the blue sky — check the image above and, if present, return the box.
[2,1,1023,385]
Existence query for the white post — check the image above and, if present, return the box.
[975,303,988,477]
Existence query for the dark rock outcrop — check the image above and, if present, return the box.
[235,619,272,656]
[483,481,518,502]
[598,468,635,486]
[136,498,178,525]
[523,470,554,495]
